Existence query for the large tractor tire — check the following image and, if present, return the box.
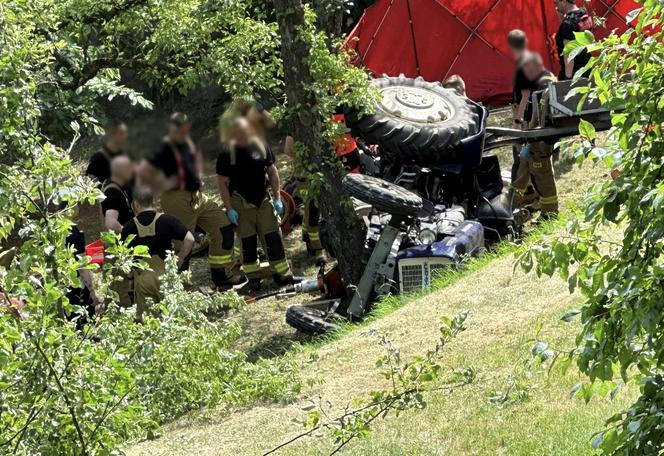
[346,75,479,163]
[286,305,340,335]
[343,174,422,217]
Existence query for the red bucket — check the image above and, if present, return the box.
[85,240,105,265]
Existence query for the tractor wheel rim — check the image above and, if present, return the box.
[378,85,453,123]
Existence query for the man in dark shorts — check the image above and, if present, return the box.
[121,186,195,319]
[217,117,293,290]
[86,119,129,184]
[555,0,594,80]
[137,112,244,289]
[101,156,134,233]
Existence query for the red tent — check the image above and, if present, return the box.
[346,0,639,104]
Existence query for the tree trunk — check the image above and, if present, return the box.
[272,0,366,288]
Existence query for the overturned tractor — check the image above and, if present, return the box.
[284,75,614,335]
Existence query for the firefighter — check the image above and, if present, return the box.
[137,112,244,289]
[121,186,195,320]
[101,156,134,233]
[283,135,325,262]
[101,156,135,307]
[555,0,594,80]
[63,203,100,328]
[217,116,294,290]
[86,119,129,184]
[227,98,276,143]
[511,53,559,217]
[507,30,536,183]
[291,112,361,262]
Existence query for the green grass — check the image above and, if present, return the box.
[128,220,636,456]
[126,127,626,456]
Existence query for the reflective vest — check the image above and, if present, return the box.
[331,114,357,157]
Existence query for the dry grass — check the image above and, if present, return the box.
[127,238,633,456]
[125,148,632,456]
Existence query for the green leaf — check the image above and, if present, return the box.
[573,30,595,46]
[561,309,581,322]
[559,354,573,375]
[578,119,596,140]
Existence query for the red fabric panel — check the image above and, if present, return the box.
[345,0,638,105]
[446,36,514,104]
[347,0,388,58]
[437,0,499,28]
[410,0,469,82]
[360,0,419,77]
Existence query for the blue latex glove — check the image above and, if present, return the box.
[273,199,285,216]
[519,144,531,160]
[227,209,239,225]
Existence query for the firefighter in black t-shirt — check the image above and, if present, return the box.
[137,113,244,289]
[555,0,594,80]
[101,156,134,233]
[217,117,293,290]
[507,30,538,182]
[86,119,129,184]
[511,53,559,217]
[121,186,195,320]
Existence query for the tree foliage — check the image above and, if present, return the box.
[519,2,664,453]
[0,1,338,453]
[0,151,300,454]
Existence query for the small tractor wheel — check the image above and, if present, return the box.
[342,174,422,217]
[286,305,340,335]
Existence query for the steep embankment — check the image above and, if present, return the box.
[128,155,635,455]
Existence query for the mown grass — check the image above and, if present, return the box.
[128,226,636,455]
[127,128,624,456]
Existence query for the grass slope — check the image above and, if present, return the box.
[127,130,631,456]
[128,241,634,456]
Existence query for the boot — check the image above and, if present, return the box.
[213,270,247,291]
[273,273,303,286]
[313,250,328,266]
[248,278,263,291]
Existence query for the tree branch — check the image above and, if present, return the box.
[56,0,151,31]
[33,339,89,454]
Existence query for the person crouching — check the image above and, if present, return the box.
[216,117,294,290]
[121,186,195,320]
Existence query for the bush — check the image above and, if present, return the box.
[0,151,300,455]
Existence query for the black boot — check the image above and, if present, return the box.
[273,273,303,286]
[248,278,263,291]
[212,269,247,290]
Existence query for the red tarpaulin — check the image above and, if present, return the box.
[346,0,639,104]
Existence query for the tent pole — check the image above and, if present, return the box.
[362,0,395,66]
[440,0,509,79]
[405,0,422,76]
